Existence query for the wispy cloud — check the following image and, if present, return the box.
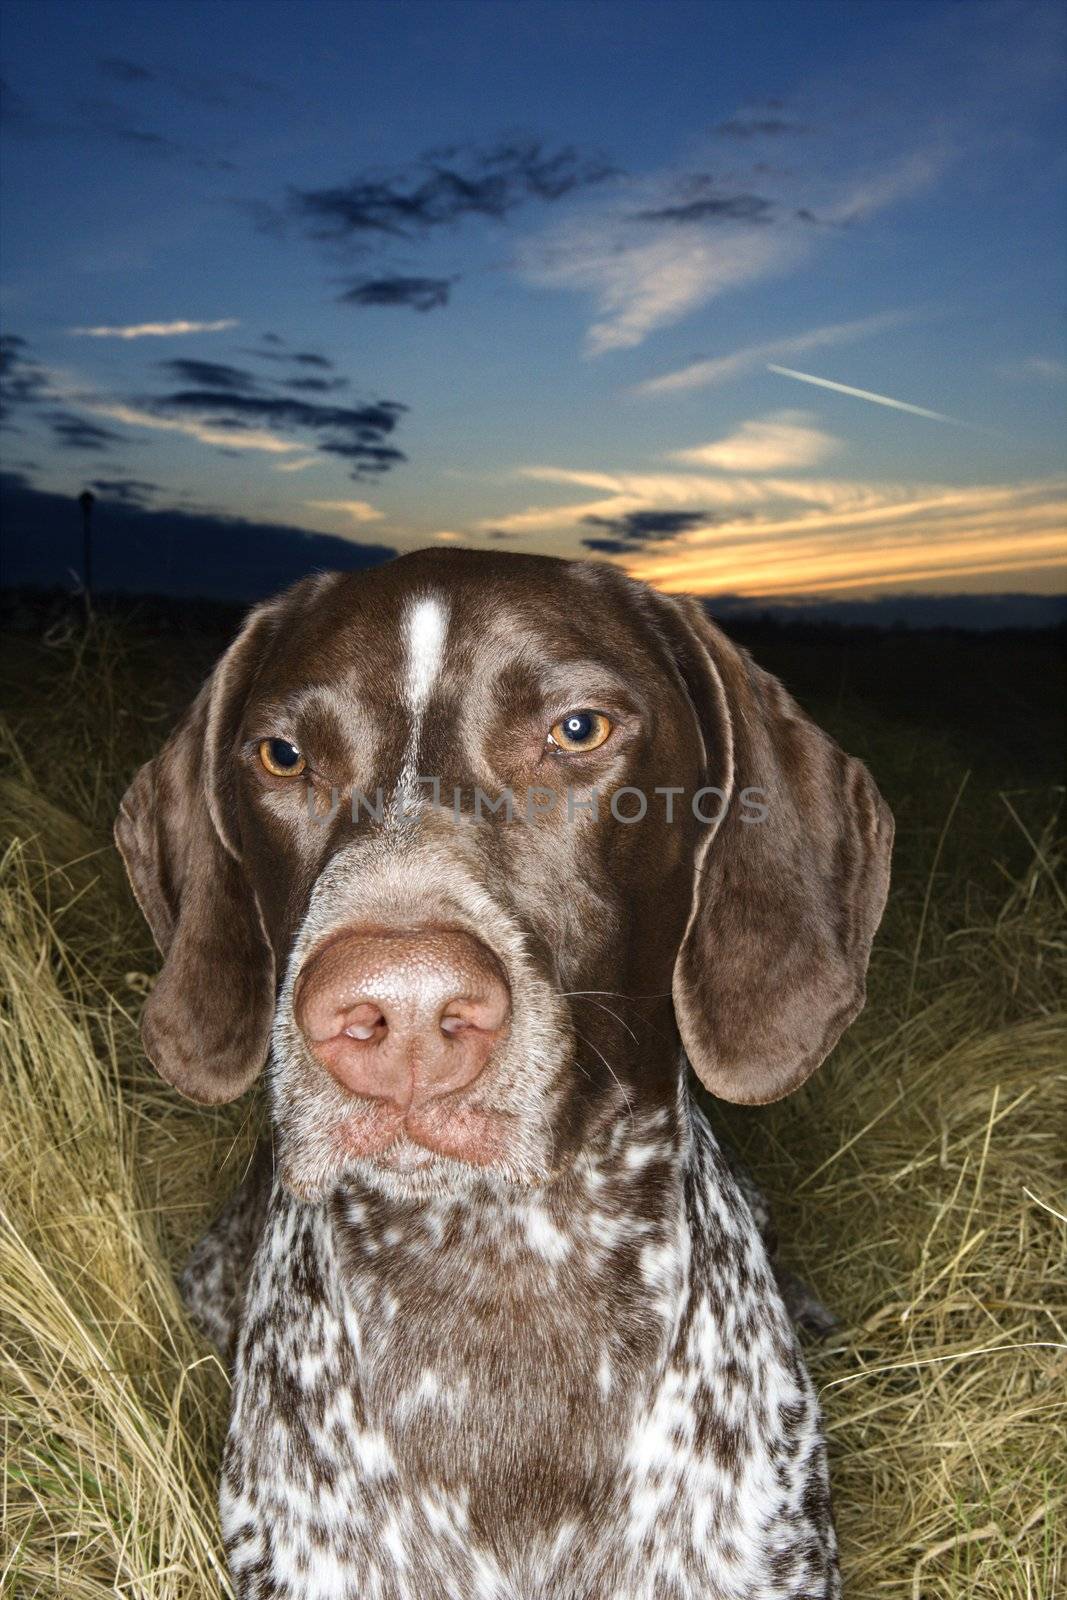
[338,275,455,311]
[631,310,911,397]
[518,119,945,357]
[304,498,383,522]
[69,319,239,339]
[624,479,1067,597]
[521,222,799,355]
[483,458,1066,596]
[766,364,962,424]
[46,410,129,452]
[1001,355,1067,382]
[670,411,839,472]
[83,399,298,454]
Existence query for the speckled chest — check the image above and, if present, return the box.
[220,1110,839,1600]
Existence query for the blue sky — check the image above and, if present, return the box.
[2,0,1065,600]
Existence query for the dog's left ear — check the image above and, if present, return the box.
[114,599,285,1104]
[655,594,893,1105]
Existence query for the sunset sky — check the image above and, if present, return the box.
[2,0,1065,601]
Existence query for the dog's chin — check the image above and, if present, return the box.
[280,1128,548,1206]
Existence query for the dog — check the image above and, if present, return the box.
[115,549,893,1599]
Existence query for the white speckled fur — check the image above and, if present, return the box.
[217,1086,837,1599]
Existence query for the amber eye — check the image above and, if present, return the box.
[258,737,307,777]
[549,710,613,752]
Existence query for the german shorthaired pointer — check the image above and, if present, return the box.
[116,550,892,1600]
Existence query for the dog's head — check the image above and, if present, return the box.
[116,549,892,1200]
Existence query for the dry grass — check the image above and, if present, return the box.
[1,613,1064,1598]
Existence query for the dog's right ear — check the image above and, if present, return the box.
[115,601,283,1105]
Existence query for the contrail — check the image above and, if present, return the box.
[767,364,960,424]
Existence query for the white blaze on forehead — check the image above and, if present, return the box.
[392,595,449,818]
[403,596,448,710]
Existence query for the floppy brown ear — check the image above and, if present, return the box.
[660,595,893,1105]
[114,605,281,1104]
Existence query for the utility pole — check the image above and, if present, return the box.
[78,488,95,604]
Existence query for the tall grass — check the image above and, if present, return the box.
[1,612,1064,1598]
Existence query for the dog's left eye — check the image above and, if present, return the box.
[258,738,307,777]
[549,710,613,752]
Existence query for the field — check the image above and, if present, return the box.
[1,599,1064,1598]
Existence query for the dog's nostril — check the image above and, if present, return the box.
[343,1002,386,1042]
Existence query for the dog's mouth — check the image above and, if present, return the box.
[331,1093,518,1172]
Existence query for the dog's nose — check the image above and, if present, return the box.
[294,928,511,1108]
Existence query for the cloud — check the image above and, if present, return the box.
[338,275,454,311]
[95,55,277,109]
[283,139,617,243]
[83,399,307,455]
[670,412,839,472]
[304,498,383,522]
[715,117,810,139]
[89,476,159,504]
[0,472,396,602]
[244,347,335,368]
[273,455,319,473]
[46,409,129,451]
[821,149,948,224]
[631,193,775,225]
[0,334,50,421]
[156,358,259,392]
[73,97,187,157]
[132,387,408,477]
[96,57,153,85]
[521,221,799,355]
[579,508,713,553]
[520,127,945,357]
[624,479,1067,598]
[281,377,349,393]
[70,319,239,339]
[1002,356,1067,382]
[632,310,912,397]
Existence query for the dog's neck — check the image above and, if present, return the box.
[315,1082,698,1541]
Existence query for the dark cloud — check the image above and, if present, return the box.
[89,476,159,505]
[71,96,236,170]
[716,117,809,138]
[261,332,285,345]
[243,347,335,368]
[339,275,454,312]
[0,471,396,602]
[580,537,631,554]
[95,55,277,109]
[633,193,775,225]
[580,510,710,551]
[97,57,154,85]
[75,97,181,154]
[46,410,129,452]
[284,139,617,243]
[0,334,50,422]
[319,441,406,473]
[157,358,260,391]
[144,388,407,479]
[0,76,33,127]
[281,377,350,393]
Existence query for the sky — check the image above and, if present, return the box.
[1,0,1065,604]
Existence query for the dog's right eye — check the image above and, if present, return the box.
[258,738,307,777]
